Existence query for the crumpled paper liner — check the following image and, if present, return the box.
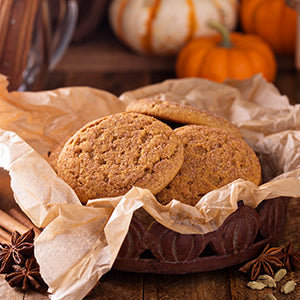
[0,74,300,299]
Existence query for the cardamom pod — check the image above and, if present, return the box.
[247,281,266,290]
[280,280,296,294]
[274,269,287,282]
[257,274,276,288]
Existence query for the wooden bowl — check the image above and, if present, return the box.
[114,197,289,274]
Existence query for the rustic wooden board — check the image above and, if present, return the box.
[143,270,232,299]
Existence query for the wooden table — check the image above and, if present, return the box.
[1,25,300,300]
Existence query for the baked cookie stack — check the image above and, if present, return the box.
[52,99,261,206]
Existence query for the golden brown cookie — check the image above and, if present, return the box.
[57,112,184,204]
[126,98,242,138]
[156,125,261,206]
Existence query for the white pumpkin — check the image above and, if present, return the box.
[109,0,239,55]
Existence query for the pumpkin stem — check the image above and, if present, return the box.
[207,20,232,48]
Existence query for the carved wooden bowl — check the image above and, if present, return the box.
[113,197,289,274]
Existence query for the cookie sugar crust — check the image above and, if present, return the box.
[126,98,242,138]
[156,125,261,206]
[57,112,184,204]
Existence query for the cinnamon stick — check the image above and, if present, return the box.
[0,209,29,234]
[8,208,41,236]
[0,227,11,243]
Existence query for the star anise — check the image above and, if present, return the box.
[239,244,284,280]
[281,242,300,271]
[0,228,34,274]
[5,257,48,293]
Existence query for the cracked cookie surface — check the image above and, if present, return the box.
[126,98,242,138]
[57,112,184,204]
[156,125,261,206]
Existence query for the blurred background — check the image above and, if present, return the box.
[0,0,299,103]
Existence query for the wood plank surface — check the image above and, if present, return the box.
[143,271,232,300]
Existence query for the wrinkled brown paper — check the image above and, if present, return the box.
[0,74,300,300]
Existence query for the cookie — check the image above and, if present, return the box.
[126,98,242,138]
[57,112,184,204]
[156,125,261,206]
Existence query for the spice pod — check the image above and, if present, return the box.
[113,196,289,274]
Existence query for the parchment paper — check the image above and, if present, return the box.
[0,73,300,300]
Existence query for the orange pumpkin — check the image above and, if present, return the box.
[176,22,277,83]
[240,0,297,55]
